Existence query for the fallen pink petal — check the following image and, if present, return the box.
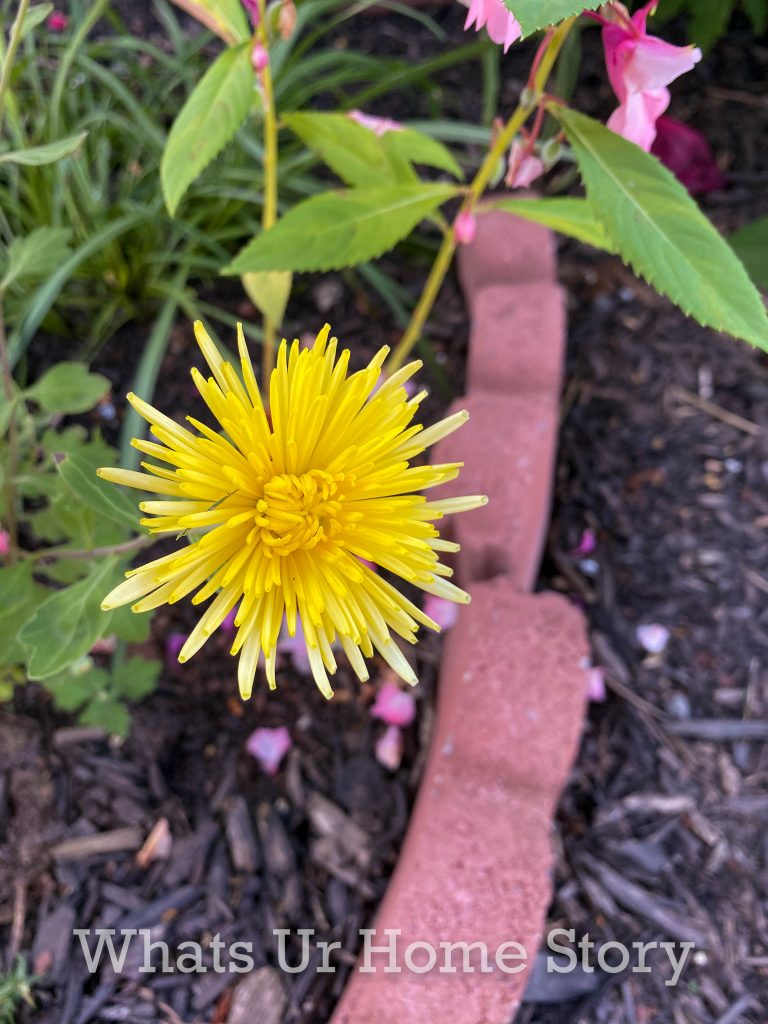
[651,116,727,194]
[375,724,404,771]
[423,593,460,631]
[636,622,670,655]
[506,140,544,189]
[462,0,521,53]
[246,726,293,775]
[371,680,416,727]
[585,666,607,703]
[454,210,477,246]
[570,528,597,557]
[348,110,403,137]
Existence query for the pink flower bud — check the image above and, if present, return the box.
[0,530,9,556]
[242,0,260,26]
[246,726,292,775]
[47,10,68,31]
[371,680,416,727]
[375,724,403,771]
[251,42,269,73]
[279,0,297,40]
[506,140,544,189]
[453,210,477,246]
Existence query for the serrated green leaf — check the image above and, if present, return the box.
[0,563,47,668]
[26,362,109,414]
[113,657,161,701]
[161,44,255,216]
[507,0,600,35]
[242,271,292,326]
[0,131,88,167]
[223,183,459,275]
[485,197,616,251]
[553,107,768,350]
[382,127,464,179]
[44,666,109,712]
[730,216,768,290]
[19,558,122,680]
[57,451,139,533]
[0,228,72,292]
[168,0,250,44]
[110,603,152,644]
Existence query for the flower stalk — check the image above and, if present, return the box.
[387,16,575,374]
[255,0,279,389]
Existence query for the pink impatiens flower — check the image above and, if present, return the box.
[651,116,726,194]
[463,0,521,53]
[242,0,259,26]
[506,140,544,189]
[348,110,403,137]
[601,2,701,151]
[246,726,292,775]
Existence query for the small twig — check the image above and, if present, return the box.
[21,533,155,564]
[669,385,762,437]
[8,877,26,962]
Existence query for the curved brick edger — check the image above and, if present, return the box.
[330,211,588,1024]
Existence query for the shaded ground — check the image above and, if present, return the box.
[2,4,768,1023]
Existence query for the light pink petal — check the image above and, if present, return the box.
[246,726,292,775]
[464,0,520,52]
[630,0,660,36]
[454,210,477,246]
[585,666,607,703]
[371,681,416,727]
[375,725,403,771]
[607,88,670,151]
[423,594,459,631]
[506,140,544,188]
[625,37,701,94]
[348,110,403,137]
[636,623,670,655]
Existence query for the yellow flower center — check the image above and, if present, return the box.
[252,469,344,556]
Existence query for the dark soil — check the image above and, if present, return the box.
[3,4,768,1023]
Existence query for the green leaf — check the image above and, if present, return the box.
[168,0,250,44]
[110,603,151,644]
[0,564,46,669]
[242,271,292,327]
[20,3,54,39]
[743,0,768,34]
[553,107,768,351]
[57,451,139,533]
[223,183,459,274]
[485,197,616,252]
[44,666,109,712]
[161,44,255,216]
[0,228,72,292]
[113,657,161,701]
[507,1,600,35]
[81,695,130,737]
[689,0,735,51]
[19,558,122,680]
[0,131,88,167]
[26,363,109,414]
[382,127,463,180]
[729,216,768,290]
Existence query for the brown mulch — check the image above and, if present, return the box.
[3,5,768,1024]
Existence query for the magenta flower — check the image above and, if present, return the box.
[371,681,416,727]
[242,0,259,26]
[454,210,477,246]
[348,110,403,137]
[463,0,521,52]
[246,726,292,775]
[601,2,701,151]
[423,594,459,631]
[0,530,8,556]
[569,528,597,558]
[506,140,544,189]
[375,724,404,771]
[651,116,726,194]
[251,41,269,73]
[47,10,68,31]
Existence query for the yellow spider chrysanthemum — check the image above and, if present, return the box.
[98,322,486,699]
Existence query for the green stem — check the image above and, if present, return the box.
[0,299,18,563]
[387,17,575,374]
[21,533,155,564]
[0,0,31,131]
[255,0,279,392]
